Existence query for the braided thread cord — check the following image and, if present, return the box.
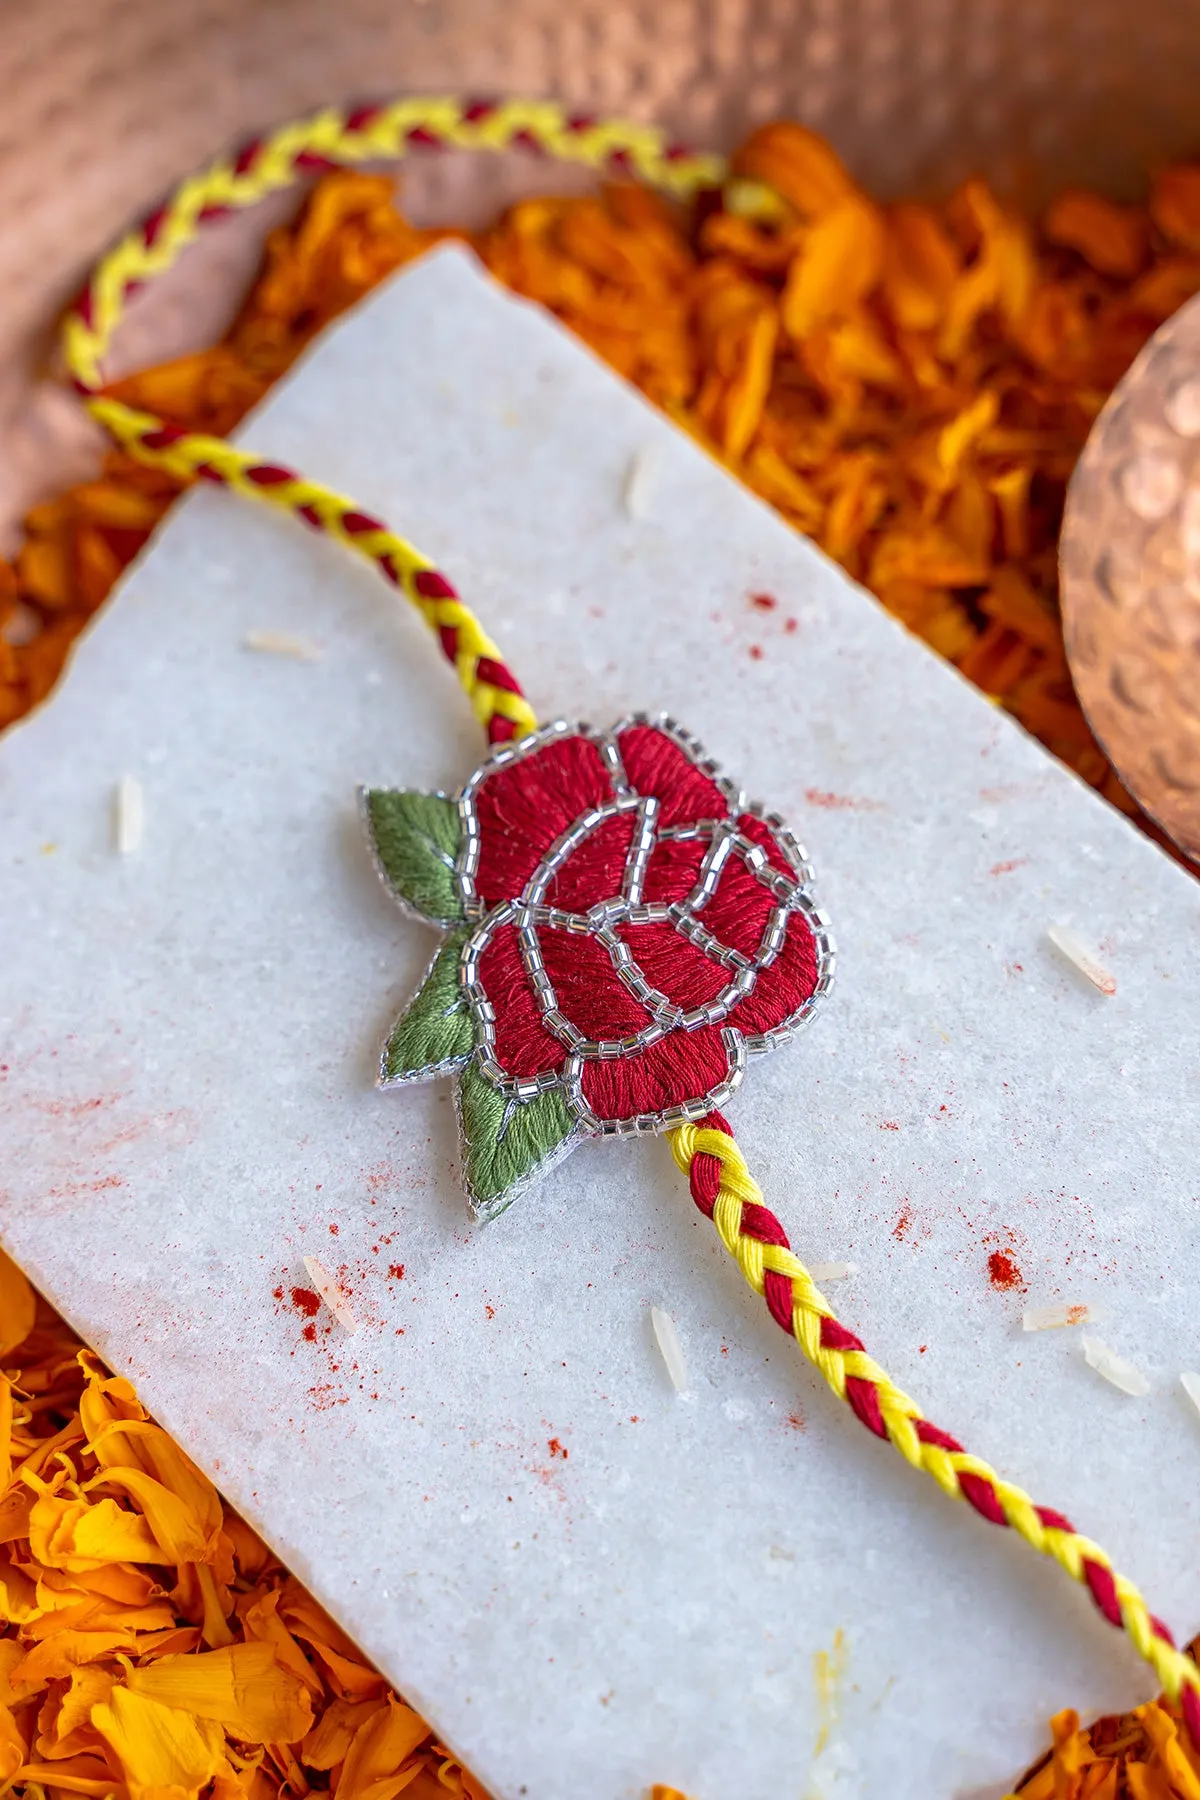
[60,99,722,744]
[668,1113,1200,1738]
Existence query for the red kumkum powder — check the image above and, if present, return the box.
[988,1250,1025,1291]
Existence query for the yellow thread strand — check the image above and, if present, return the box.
[667,1119,1200,1715]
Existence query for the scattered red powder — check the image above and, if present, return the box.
[919,1344,928,1354]
[272,1285,284,1300]
[749,591,777,610]
[328,1222,339,1234]
[804,788,885,811]
[388,1263,405,1280]
[784,616,798,633]
[989,858,1030,877]
[302,1323,316,1342]
[485,1303,495,1320]
[547,1438,568,1460]
[290,1286,321,1317]
[880,1120,900,1131]
[988,1250,1025,1291]
[749,644,764,660]
[785,1411,805,1431]
[892,1205,914,1241]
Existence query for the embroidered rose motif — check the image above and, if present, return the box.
[362,716,833,1216]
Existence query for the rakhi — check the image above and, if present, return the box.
[60,93,1200,1737]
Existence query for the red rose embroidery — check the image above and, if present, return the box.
[458,716,834,1133]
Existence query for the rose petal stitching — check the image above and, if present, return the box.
[694,837,784,959]
[730,905,822,1040]
[577,1024,737,1124]
[470,733,614,906]
[475,920,567,1082]
[535,806,639,913]
[640,830,711,906]
[537,919,652,1046]
[617,723,731,828]
[617,920,737,1015]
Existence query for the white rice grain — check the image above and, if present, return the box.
[1181,1372,1200,1419]
[622,447,656,519]
[1047,923,1117,995]
[650,1305,688,1394]
[114,776,144,855]
[244,629,323,661]
[1022,1302,1102,1332]
[303,1253,359,1334]
[1081,1333,1149,1397]
[809,1261,859,1283]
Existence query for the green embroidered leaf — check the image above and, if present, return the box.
[381,931,474,1084]
[363,788,464,924]
[457,1062,578,1220]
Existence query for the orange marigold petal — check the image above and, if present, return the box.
[731,122,859,219]
[1043,190,1148,278]
[90,1687,225,1800]
[126,1642,313,1745]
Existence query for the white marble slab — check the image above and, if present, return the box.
[3,245,1199,1800]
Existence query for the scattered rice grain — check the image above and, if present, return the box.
[1180,1371,1200,1418]
[302,1253,358,1333]
[1022,1302,1101,1331]
[1081,1333,1149,1396]
[1047,923,1117,995]
[113,774,144,855]
[243,629,323,661]
[622,446,656,519]
[809,1261,858,1282]
[650,1305,688,1393]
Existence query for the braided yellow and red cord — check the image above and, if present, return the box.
[61,98,722,743]
[669,1112,1200,1737]
[58,92,1200,1740]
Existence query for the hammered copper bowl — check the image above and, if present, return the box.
[3,0,1200,848]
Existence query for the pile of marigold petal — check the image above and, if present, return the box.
[0,1248,490,1800]
[4,122,1200,1800]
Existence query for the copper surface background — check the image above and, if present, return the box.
[1061,301,1200,860]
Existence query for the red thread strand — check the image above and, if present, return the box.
[234,139,263,175]
[916,1421,963,1453]
[414,570,458,599]
[1084,1560,1125,1628]
[474,656,524,696]
[959,1473,1008,1527]
[845,1375,888,1437]
[763,1269,795,1332]
[244,464,295,487]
